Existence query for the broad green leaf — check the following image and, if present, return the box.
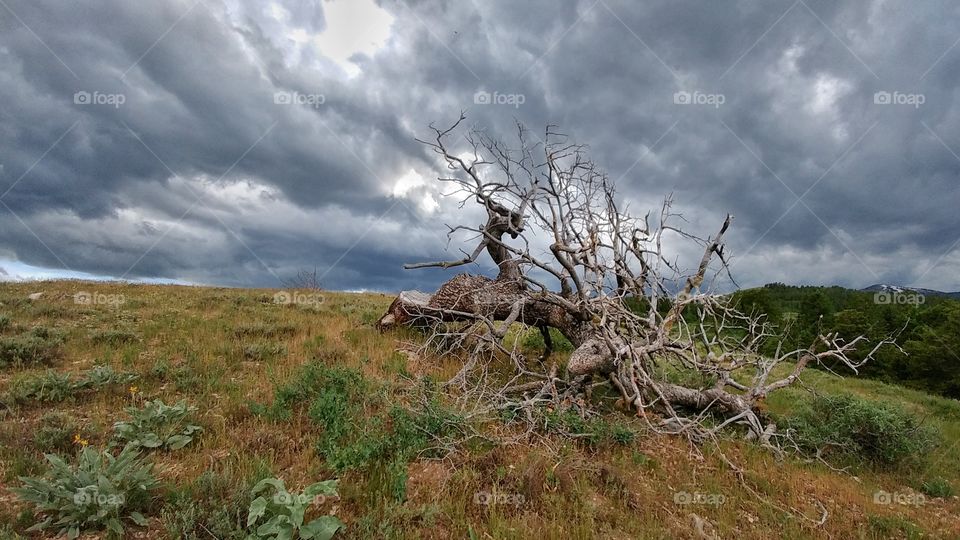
[304,480,339,498]
[251,477,287,495]
[166,435,193,449]
[247,496,268,527]
[301,516,344,540]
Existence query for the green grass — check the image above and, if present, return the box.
[0,280,958,539]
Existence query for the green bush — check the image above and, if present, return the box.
[34,412,82,454]
[520,326,574,352]
[0,332,62,367]
[920,476,953,498]
[113,399,202,451]
[11,371,75,402]
[8,366,139,405]
[245,477,343,540]
[243,343,287,362]
[781,393,939,468]
[0,314,10,332]
[11,445,158,539]
[541,409,636,447]
[234,323,297,339]
[260,362,462,501]
[161,468,266,540]
[75,365,138,389]
[89,329,139,345]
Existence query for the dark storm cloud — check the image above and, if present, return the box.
[0,0,958,291]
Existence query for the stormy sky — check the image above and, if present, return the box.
[0,0,958,292]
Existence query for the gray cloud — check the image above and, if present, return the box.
[0,0,958,292]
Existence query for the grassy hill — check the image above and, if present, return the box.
[0,281,958,539]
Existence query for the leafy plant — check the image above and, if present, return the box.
[920,476,953,498]
[8,366,139,404]
[161,467,268,540]
[113,399,202,451]
[245,477,343,540]
[11,371,75,402]
[11,445,158,539]
[34,412,83,454]
[89,329,139,345]
[260,363,462,501]
[0,331,62,367]
[76,365,139,389]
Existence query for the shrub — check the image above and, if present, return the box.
[520,326,574,352]
[34,412,82,454]
[11,445,158,539]
[89,329,139,345]
[781,393,939,468]
[8,366,139,405]
[243,343,287,362]
[234,323,297,339]
[0,314,10,332]
[161,468,264,540]
[245,477,343,540]
[0,332,62,367]
[75,365,139,389]
[541,409,636,447]
[11,371,75,403]
[260,363,462,501]
[113,399,202,451]
[920,476,953,498]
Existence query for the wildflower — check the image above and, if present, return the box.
[72,433,89,447]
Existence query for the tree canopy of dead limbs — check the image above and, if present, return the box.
[378,114,899,444]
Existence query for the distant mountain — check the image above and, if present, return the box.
[861,284,960,300]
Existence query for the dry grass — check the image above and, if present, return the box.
[0,280,957,539]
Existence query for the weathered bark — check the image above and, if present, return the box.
[378,270,587,350]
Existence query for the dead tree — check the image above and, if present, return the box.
[379,114,897,442]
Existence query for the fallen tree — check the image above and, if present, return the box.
[379,115,898,443]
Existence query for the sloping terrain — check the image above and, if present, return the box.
[0,281,957,539]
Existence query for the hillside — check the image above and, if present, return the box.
[0,281,958,539]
